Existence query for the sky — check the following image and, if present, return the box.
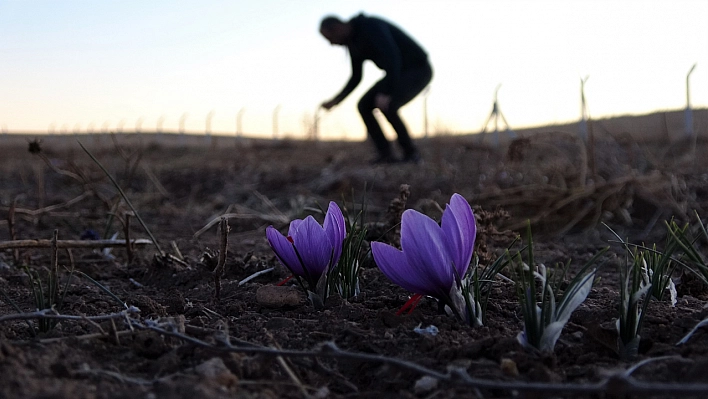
[1,0,706,140]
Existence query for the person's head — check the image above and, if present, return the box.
[319,15,351,45]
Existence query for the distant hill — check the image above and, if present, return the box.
[1,108,706,149]
[502,108,708,143]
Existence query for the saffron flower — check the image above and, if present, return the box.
[266,202,347,295]
[371,193,476,319]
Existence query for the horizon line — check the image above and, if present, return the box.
[1,106,704,138]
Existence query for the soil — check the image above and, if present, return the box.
[2,123,708,398]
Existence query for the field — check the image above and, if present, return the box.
[1,109,708,398]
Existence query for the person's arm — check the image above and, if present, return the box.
[331,51,363,105]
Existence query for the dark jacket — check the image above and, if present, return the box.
[333,14,429,102]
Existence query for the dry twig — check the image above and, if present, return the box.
[193,212,287,238]
[0,191,93,220]
[141,163,169,197]
[7,197,19,263]
[238,267,275,286]
[78,140,164,256]
[212,218,230,302]
[127,318,708,397]
[0,308,139,324]
[2,309,708,396]
[0,238,152,250]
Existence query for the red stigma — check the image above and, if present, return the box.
[276,275,294,286]
[396,293,423,316]
[287,236,294,244]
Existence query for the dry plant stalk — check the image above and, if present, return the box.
[194,191,288,238]
[507,131,588,189]
[0,238,153,250]
[2,308,707,397]
[213,218,230,302]
[194,211,287,238]
[29,139,83,183]
[1,191,92,221]
[129,320,708,397]
[141,163,169,197]
[49,229,59,306]
[170,241,184,261]
[384,184,410,248]
[78,140,164,256]
[588,118,596,180]
[266,332,311,398]
[7,197,19,263]
[121,211,135,263]
[28,141,121,240]
[0,308,139,324]
[34,163,45,211]
[477,167,682,234]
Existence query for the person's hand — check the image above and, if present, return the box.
[321,99,338,110]
[375,94,391,112]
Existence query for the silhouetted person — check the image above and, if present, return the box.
[319,14,432,164]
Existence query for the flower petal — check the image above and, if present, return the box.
[288,219,304,238]
[441,193,476,278]
[323,201,346,266]
[266,226,304,276]
[400,210,454,297]
[291,216,332,279]
[371,242,431,294]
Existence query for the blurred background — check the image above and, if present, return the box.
[1,0,706,140]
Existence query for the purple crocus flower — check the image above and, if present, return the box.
[266,201,346,288]
[371,193,476,307]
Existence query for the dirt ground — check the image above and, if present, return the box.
[2,114,708,398]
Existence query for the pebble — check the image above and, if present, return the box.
[194,357,238,387]
[414,375,439,394]
[256,285,304,308]
[413,323,439,336]
[0,261,10,272]
[500,358,519,377]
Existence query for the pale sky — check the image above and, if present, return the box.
[1,0,706,140]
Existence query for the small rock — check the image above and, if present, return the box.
[164,315,186,334]
[312,386,330,399]
[413,323,439,336]
[414,375,439,394]
[194,357,238,387]
[256,285,304,308]
[0,261,11,273]
[500,358,519,377]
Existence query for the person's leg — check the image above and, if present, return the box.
[358,81,393,159]
[382,109,417,160]
[381,64,433,160]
